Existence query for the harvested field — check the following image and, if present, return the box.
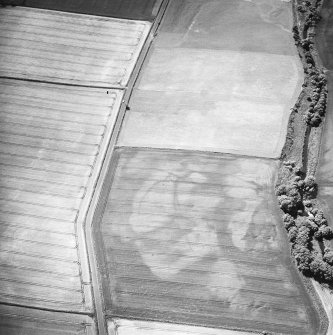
[0,79,122,311]
[118,0,303,158]
[94,148,319,335]
[0,7,150,87]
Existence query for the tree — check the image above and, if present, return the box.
[314,225,332,239]
[302,175,318,198]
[288,227,298,242]
[323,250,333,265]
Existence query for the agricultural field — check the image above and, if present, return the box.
[94,148,319,335]
[0,7,150,87]
[0,305,96,335]
[118,0,303,158]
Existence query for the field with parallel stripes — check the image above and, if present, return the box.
[0,79,122,311]
[0,7,150,87]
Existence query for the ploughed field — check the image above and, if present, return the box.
[94,148,319,335]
